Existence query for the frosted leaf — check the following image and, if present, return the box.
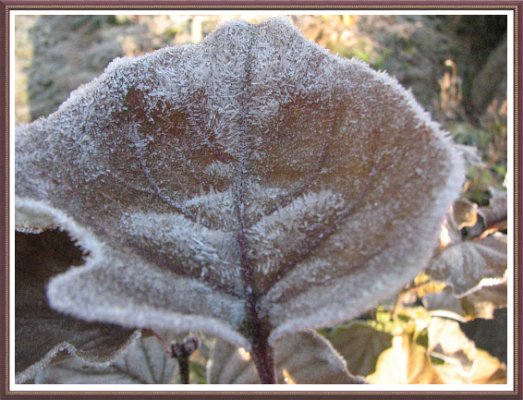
[455,144,485,168]
[15,207,57,233]
[16,19,463,361]
[34,335,178,384]
[207,331,365,384]
[423,276,507,319]
[429,234,507,297]
[463,276,507,318]
[15,230,136,384]
[428,197,507,297]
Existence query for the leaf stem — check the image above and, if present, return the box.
[177,356,190,384]
[171,335,200,384]
[250,324,276,384]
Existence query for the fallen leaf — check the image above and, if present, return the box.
[16,19,463,376]
[207,331,365,384]
[34,335,178,384]
[15,230,137,384]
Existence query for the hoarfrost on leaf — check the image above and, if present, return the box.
[34,334,178,384]
[427,197,507,297]
[16,18,463,381]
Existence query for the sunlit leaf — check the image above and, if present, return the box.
[34,335,178,384]
[367,334,443,384]
[468,350,507,384]
[323,322,392,376]
[452,198,478,230]
[427,316,506,384]
[427,317,475,370]
[15,230,136,384]
[16,19,463,374]
[207,331,365,384]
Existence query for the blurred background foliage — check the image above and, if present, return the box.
[15,14,508,384]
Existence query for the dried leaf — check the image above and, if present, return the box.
[452,198,478,230]
[207,331,365,384]
[427,317,506,384]
[428,317,476,372]
[15,230,136,384]
[34,335,178,384]
[468,350,507,384]
[323,322,392,376]
[16,19,463,358]
[367,334,443,384]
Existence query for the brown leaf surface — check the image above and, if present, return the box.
[16,19,463,352]
[15,230,136,383]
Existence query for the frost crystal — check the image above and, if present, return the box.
[16,19,463,353]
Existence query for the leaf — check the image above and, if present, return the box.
[16,19,463,364]
[323,322,392,376]
[15,207,56,233]
[34,335,178,384]
[452,198,478,230]
[427,317,506,384]
[207,331,365,384]
[427,317,476,371]
[459,308,507,363]
[478,188,507,232]
[423,286,466,317]
[428,233,507,297]
[15,230,137,384]
[367,334,444,384]
[455,144,485,168]
[467,350,506,384]
[462,277,507,318]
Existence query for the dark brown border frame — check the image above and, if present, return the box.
[1,2,521,399]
